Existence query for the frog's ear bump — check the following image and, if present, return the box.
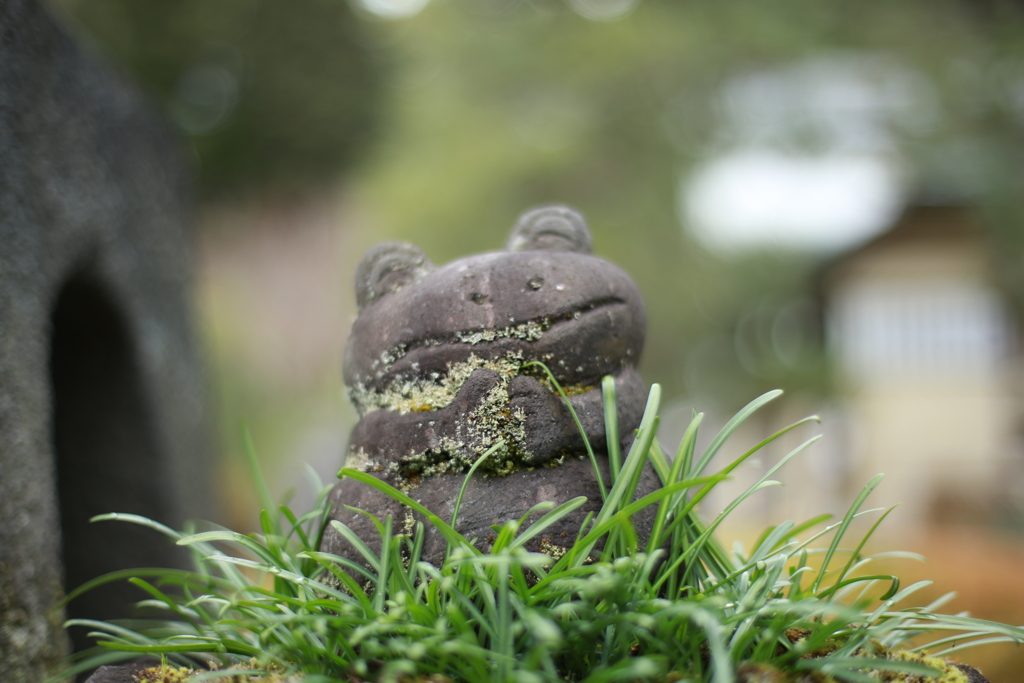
[355,242,433,308]
[507,205,592,254]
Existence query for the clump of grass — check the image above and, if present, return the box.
[57,379,1024,683]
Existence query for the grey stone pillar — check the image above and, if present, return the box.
[0,1,209,680]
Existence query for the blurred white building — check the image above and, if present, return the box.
[822,203,1020,527]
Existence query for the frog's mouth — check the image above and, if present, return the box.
[348,296,637,414]
[381,295,627,372]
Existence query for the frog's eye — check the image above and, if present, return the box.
[355,242,432,308]
[506,205,592,254]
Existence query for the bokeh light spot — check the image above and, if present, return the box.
[353,0,431,20]
[682,151,904,252]
[567,0,640,22]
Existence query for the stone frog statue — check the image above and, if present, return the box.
[321,205,660,564]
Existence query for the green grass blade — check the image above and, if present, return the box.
[647,438,672,487]
[509,496,589,550]
[820,505,899,601]
[811,473,884,595]
[911,613,1024,644]
[602,375,621,483]
[62,567,214,608]
[676,411,703,482]
[593,384,661,531]
[340,468,479,556]
[327,520,381,574]
[374,515,393,613]
[538,474,723,582]
[176,530,279,567]
[242,425,279,538]
[451,440,505,531]
[689,389,784,478]
[523,361,606,500]
[934,635,1023,657]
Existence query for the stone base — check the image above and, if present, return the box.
[321,455,661,567]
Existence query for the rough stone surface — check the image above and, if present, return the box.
[0,1,208,680]
[82,659,159,683]
[953,662,992,683]
[323,206,655,565]
[83,658,994,683]
[734,660,992,683]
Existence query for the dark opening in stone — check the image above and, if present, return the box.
[49,268,173,657]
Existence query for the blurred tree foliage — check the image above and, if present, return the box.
[54,0,1024,407]
[344,0,1024,405]
[54,0,385,198]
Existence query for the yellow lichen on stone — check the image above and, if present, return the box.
[881,650,969,683]
[528,371,593,398]
[134,665,196,683]
[134,658,295,683]
[351,351,524,415]
[455,318,548,345]
[539,538,569,560]
[343,447,382,473]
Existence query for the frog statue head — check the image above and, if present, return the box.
[321,205,660,564]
